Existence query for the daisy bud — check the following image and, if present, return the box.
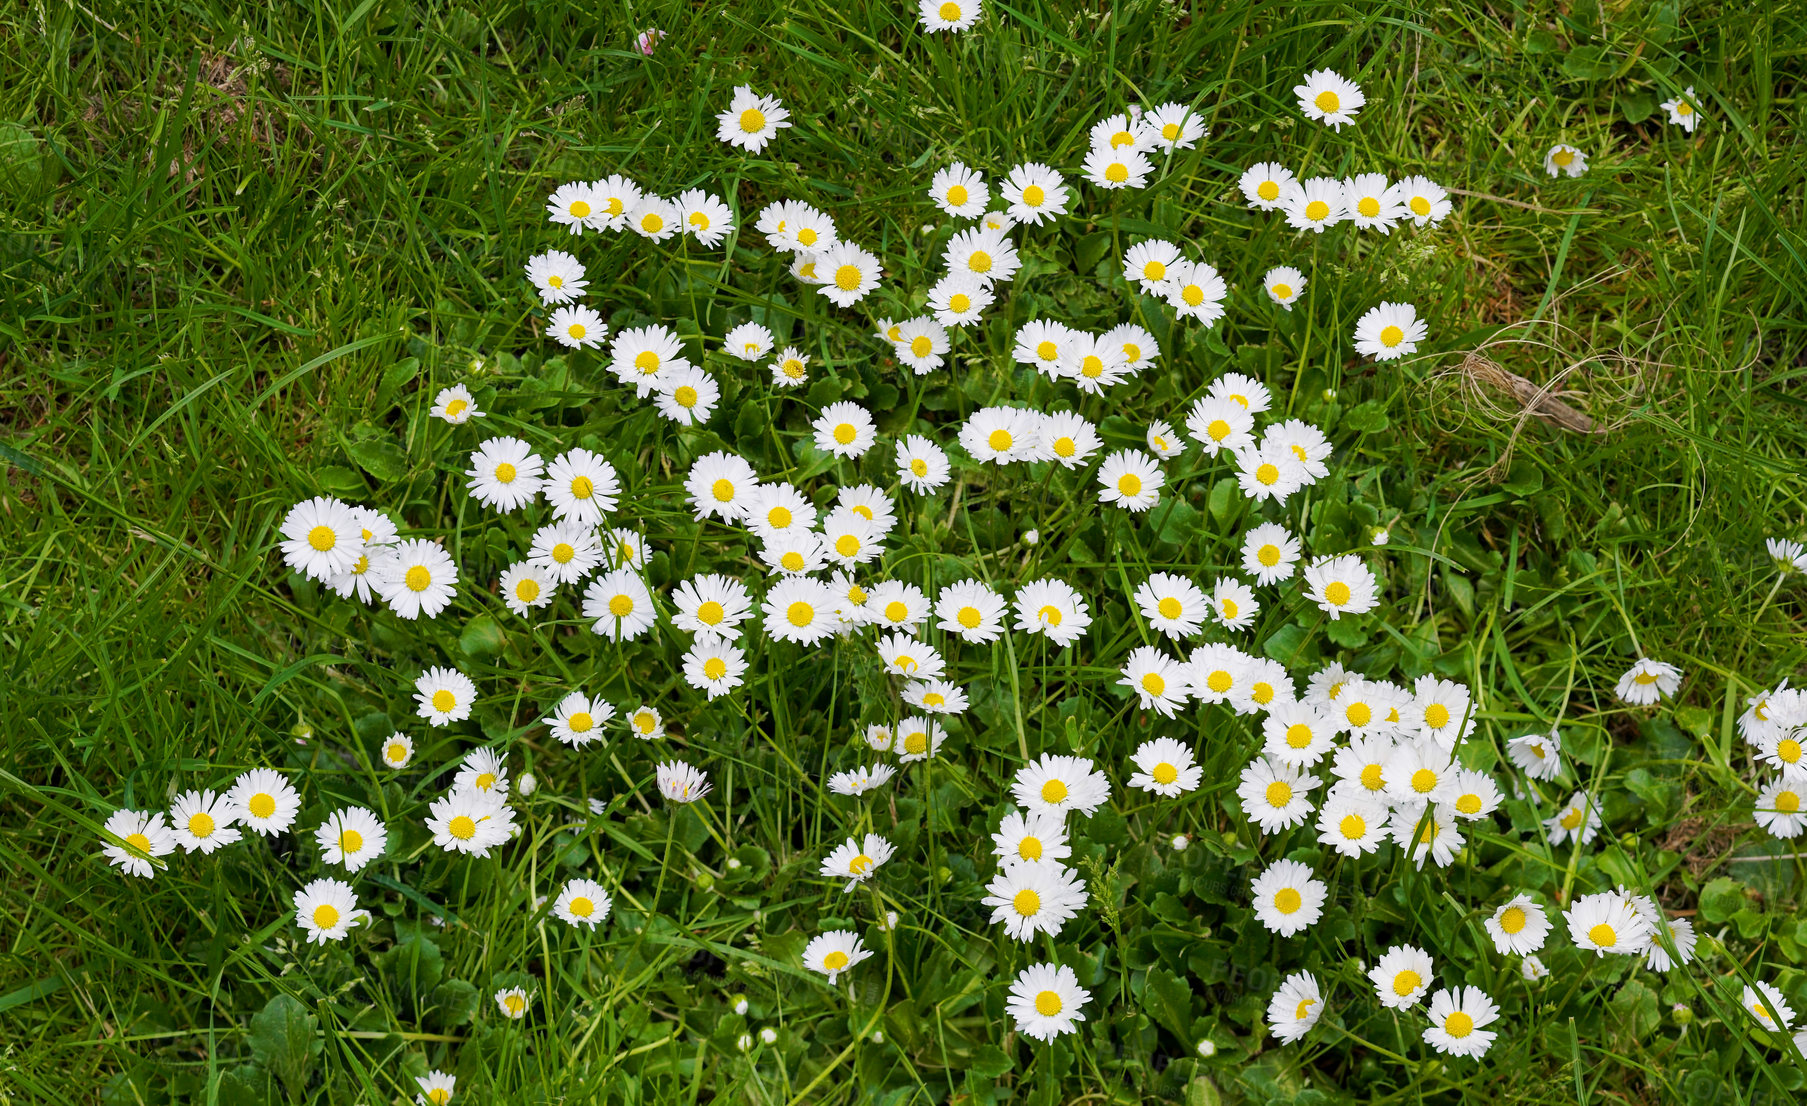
[1671,1002,1693,1026]
[517,773,538,797]
[1023,529,1040,545]
[1170,833,1189,851]
[759,1027,778,1044]
[1196,1039,1217,1058]
[732,995,749,1015]
[736,1033,753,1052]
[870,1030,885,1043]
[727,857,743,870]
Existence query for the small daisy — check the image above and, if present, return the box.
[602,526,649,571]
[919,0,982,32]
[820,833,895,891]
[653,366,721,426]
[1165,259,1228,324]
[930,162,989,217]
[524,250,586,304]
[993,810,1070,867]
[716,85,790,153]
[587,174,642,230]
[169,789,242,854]
[1315,792,1389,857]
[677,189,735,247]
[723,321,775,361]
[555,878,613,927]
[546,304,606,349]
[876,631,945,680]
[813,401,877,458]
[1238,755,1319,834]
[1283,176,1346,232]
[101,809,175,878]
[379,734,414,769]
[1545,790,1603,846]
[417,1071,456,1106]
[1128,737,1202,797]
[1239,161,1297,211]
[1393,803,1465,869]
[1031,411,1102,469]
[894,316,951,374]
[905,678,968,715]
[610,324,690,397]
[1210,578,1259,631]
[896,434,951,493]
[1506,729,1565,781]
[315,806,386,872]
[494,987,532,1020]
[803,930,871,984]
[1123,239,1181,295]
[960,405,1040,464]
[761,575,841,645]
[1741,981,1795,1032]
[1012,754,1110,816]
[1082,145,1152,190]
[1447,768,1503,820]
[686,451,759,523]
[999,162,1069,225]
[1184,395,1255,457]
[1133,572,1208,641]
[1264,265,1305,309]
[1097,450,1163,512]
[294,878,367,944]
[1262,701,1338,768]
[1265,418,1333,479]
[1145,419,1185,460]
[894,716,947,762]
[1412,675,1475,750]
[546,180,598,234]
[544,447,621,526]
[279,496,365,582]
[1120,646,1191,718]
[1353,301,1427,361]
[1241,522,1302,585]
[1543,144,1587,178]
[983,859,1089,941]
[1013,318,1077,377]
[1007,962,1091,1042]
[865,579,930,633]
[228,771,320,851]
[927,271,994,328]
[1234,657,1296,714]
[682,638,747,699]
[1294,69,1364,129]
[1422,987,1500,1059]
[1644,915,1698,972]
[770,346,811,387]
[670,573,754,640]
[1387,175,1453,225]
[1659,86,1701,132]
[1386,739,1456,805]
[1013,578,1092,647]
[1484,894,1552,956]
[581,569,657,641]
[1565,891,1652,956]
[1144,102,1206,149]
[943,226,1019,283]
[1059,332,1130,393]
[1250,859,1326,937]
[626,704,664,740]
[1520,956,1550,981]
[815,241,883,307]
[827,763,897,796]
[1755,778,1806,838]
[1267,971,1324,1043]
[466,437,544,513]
[935,580,1008,643]
[526,521,604,586]
[656,761,711,804]
[1304,554,1380,619]
[1615,658,1682,705]
[453,747,510,799]
[544,691,614,747]
[1343,172,1403,232]
[1369,945,1434,1010]
[373,538,459,620]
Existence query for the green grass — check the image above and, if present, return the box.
[3,1,1807,1103]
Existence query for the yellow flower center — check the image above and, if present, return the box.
[125,832,151,853]
[1359,764,1383,791]
[1105,162,1129,183]
[1676,102,1693,116]
[1041,780,1068,804]
[1410,195,1431,215]
[1013,889,1041,916]
[1500,907,1526,934]
[568,712,594,733]
[640,213,663,233]
[401,565,430,592]
[1141,672,1166,696]
[1286,723,1313,749]
[781,358,805,379]
[604,196,624,215]
[834,264,862,291]
[1110,129,1135,148]
[786,601,814,627]
[1444,1011,1474,1038]
[1357,196,1380,217]
[946,184,968,206]
[1274,887,1302,914]
[1157,597,1182,619]
[833,423,857,445]
[248,793,276,819]
[780,552,805,572]
[939,1,961,19]
[1206,419,1231,442]
[570,896,594,917]
[1314,90,1340,112]
[571,475,598,501]
[823,949,850,971]
[1425,703,1452,730]
[1255,463,1280,485]
[1560,808,1583,830]
[1339,814,1366,839]
[1035,989,1063,1016]
[505,994,525,1014]
[849,853,873,875]
[1180,284,1204,306]
[1256,180,1280,202]
[567,323,587,340]
[958,606,982,628]
[696,600,725,626]
[1456,794,1482,815]
[910,335,933,357]
[910,458,929,476]
[339,829,363,853]
[1379,325,1406,348]
[1252,682,1275,704]
[1588,924,1617,948]
[1080,355,1103,378]
[187,812,215,838]
[924,692,944,706]
[987,429,1013,452]
[1205,670,1231,694]
[1117,473,1142,496]
[1022,184,1045,207]
[1161,122,1181,140]
[1346,703,1372,727]
[891,654,917,673]
[1777,739,1801,763]
[428,1090,450,1106]
[604,594,632,618]
[313,904,340,929]
[1554,149,1574,166]
[1038,605,1062,626]
[904,731,928,754]
[306,524,336,551]
[1220,598,1239,619]
[1265,780,1293,808]
[1124,343,1142,361]
[1392,970,1422,997]
[673,385,699,408]
[969,250,993,273]
[1018,836,1042,860]
[703,657,728,680]
[688,211,711,230]
[1410,768,1437,793]
[385,743,407,763]
[1142,260,1166,282]
[1152,762,1178,785]
[474,772,496,791]
[1304,200,1330,222]
[831,535,859,558]
[1036,340,1058,361]
[449,815,477,841]
[739,108,766,133]
[431,689,456,713]
[1778,791,1801,814]
[949,293,972,313]
[1271,282,1292,299]
[1324,581,1352,606]
[1054,437,1076,457]
[569,200,591,218]
[798,228,819,246]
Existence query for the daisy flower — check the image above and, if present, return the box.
[685,451,758,523]
[670,573,754,640]
[412,666,476,728]
[677,189,734,247]
[905,679,968,715]
[786,204,838,251]
[813,401,877,458]
[546,304,606,349]
[1123,239,1181,295]
[524,249,586,305]
[1303,554,1380,619]
[896,435,954,491]
[803,931,871,983]
[315,806,386,872]
[761,531,829,577]
[294,878,367,944]
[1484,894,1552,956]
[555,878,612,928]
[1082,145,1152,190]
[546,181,598,234]
[544,447,621,526]
[1265,418,1333,479]
[1250,858,1326,936]
[1263,265,1305,308]
[1766,537,1807,575]
[815,241,883,307]
[227,768,301,837]
[1145,419,1185,459]
[1343,172,1402,232]
[1134,572,1208,640]
[960,405,1039,464]
[380,733,414,768]
[1393,802,1465,868]
[920,0,981,31]
[1369,945,1434,1010]
[768,346,810,388]
[1267,971,1324,1043]
[1412,675,1474,750]
[1544,144,1587,178]
[1013,754,1110,816]
[1234,657,1296,714]
[1031,411,1102,468]
[1294,69,1364,129]
[993,810,1070,867]
[1097,450,1163,512]
[762,575,840,645]
[587,174,642,230]
[1754,778,1805,838]
[943,226,1019,283]
[1210,578,1259,631]
[1447,768,1503,820]
[1545,789,1605,846]
[1422,987,1499,1059]
[983,859,1089,941]
[603,526,649,570]
[325,506,397,603]
[1106,322,1160,370]
[101,809,175,878]
[1659,86,1700,132]
[1385,739,1456,805]
[828,763,897,796]
[1262,701,1337,767]
[895,317,950,374]
[936,580,1008,643]
[980,208,1015,233]
[1239,162,1297,210]
[1565,890,1652,956]
[1120,646,1191,717]
[526,521,603,585]
[876,631,945,680]
[169,789,242,854]
[820,834,895,891]
[495,987,532,1019]
[1353,301,1427,361]
[1615,658,1682,705]
[626,704,664,740]
[1013,318,1077,377]
[610,324,690,397]
[544,691,613,747]
[1184,395,1255,457]
[723,321,775,361]
[453,747,509,799]
[657,761,711,804]
[1645,915,1698,972]
[1013,578,1091,647]
[1000,162,1069,225]
[1090,112,1153,154]
[682,638,747,699]
[1233,441,1306,504]
[1128,737,1201,797]
[417,1071,456,1106]
[1742,981,1795,1032]
[1387,175,1452,225]
[716,85,790,153]
[627,194,682,241]
[652,366,719,426]
[866,579,930,633]
[279,496,365,581]
[930,162,988,217]
[466,437,544,513]
[1007,962,1091,1042]
[1238,755,1319,833]
[1283,176,1346,232]
[1144,101,1206,149]
[1187,642,1250,706]
[1165,259,1228,324]
[1316,793,1389,857]
[1506,728,1565,781]
[1241,522,1302,585]
[1059,333,1130,393]
[927,271,993,327]
[895,716,947,762]
[372,539,458,620]
[1521,956,1550,982]
[581,569,656,641]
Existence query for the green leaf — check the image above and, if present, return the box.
[970,1044,1014,1079]
[216,1065,272,1106]
[458,614,507,659]
[1262,622,1310,665]
[247,993,318,1101]
[1622,91,1656,124]
[1609,978,1661,1044]
[313,464,366,497]
[1502,457,1544,496]
[1074,231,1112,275]
[384,930,445,997]
[1561,45,1615,81]
[1343,400,1390,435]
[347,436,408,483]
[1524,28,1559,54]
[429,979,480,1027]
[1207,477,1240,527]
[1324,614,1371,649]
[1698,877,1746,924]
[1142,967,1192,1040]
[374,357,421,410]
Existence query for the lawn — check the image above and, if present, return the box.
[2,1,1806,1104]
